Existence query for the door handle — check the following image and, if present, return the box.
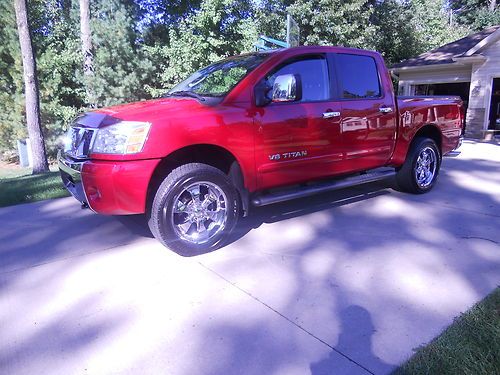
[379,107,393,114]
[323,111,341,119]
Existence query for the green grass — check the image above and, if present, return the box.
[394,287,500,375]
[0,167,70,207]
[0,166,32,179]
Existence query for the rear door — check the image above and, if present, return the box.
[254,54,344,190]
[334,53,397,171]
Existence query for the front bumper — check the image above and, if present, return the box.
[58,151,88,206]
[58,151,161,215]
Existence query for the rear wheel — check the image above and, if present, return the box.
[396,137,441,194]
[148,163,240,255]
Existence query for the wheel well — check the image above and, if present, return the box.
[413,125,442,154]
[146,144,248,214]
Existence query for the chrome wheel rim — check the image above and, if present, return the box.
[170,181,228,244]
[414,146,437,188]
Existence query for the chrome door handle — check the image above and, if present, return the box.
[379,107,393,113]
[323,111,341,119]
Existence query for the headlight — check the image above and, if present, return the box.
[92,121,151,154]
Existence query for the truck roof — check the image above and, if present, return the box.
[247,45,379,58]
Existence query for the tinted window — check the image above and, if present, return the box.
[337,54,380,99]
[267,57,329,102]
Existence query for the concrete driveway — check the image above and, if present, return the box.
[1,140,499,375]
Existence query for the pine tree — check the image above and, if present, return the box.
[89,0,154,106]
[0,1,25,157]
[35,0,83,156]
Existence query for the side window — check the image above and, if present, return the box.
[267,56,329,102]
[336,54,381,99]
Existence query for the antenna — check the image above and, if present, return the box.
[286,14,300,47]
[255,14,300,51]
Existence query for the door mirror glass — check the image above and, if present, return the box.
[272,74,300,102]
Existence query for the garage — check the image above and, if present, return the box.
[391,25,500,140]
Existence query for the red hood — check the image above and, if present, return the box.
[94,97,208,121]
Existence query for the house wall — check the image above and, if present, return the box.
[468,39,500,138]
[397,37,500,140]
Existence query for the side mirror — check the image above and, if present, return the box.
[272,74,301,102]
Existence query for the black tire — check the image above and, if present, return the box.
[396,137,441,194]
[148,163,240,255]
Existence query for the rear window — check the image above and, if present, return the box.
[337,54,381,99]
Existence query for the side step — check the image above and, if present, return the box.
[252,169,396,207]
[444,150,461,157]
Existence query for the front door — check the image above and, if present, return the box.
[254,55,343,190]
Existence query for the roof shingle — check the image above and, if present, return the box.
[391,25,500,69]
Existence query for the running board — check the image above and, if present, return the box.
[444,150,461,157]
[252,169,396,207]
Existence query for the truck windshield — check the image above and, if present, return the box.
[167,53,269,98]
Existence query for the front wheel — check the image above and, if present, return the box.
[396,137,441,194]
[148,163,240,255]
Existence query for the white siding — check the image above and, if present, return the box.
[464,38,500,135]
[398,66,472,85]
[397,38,500,136]
[469,39,500,113]
[398,65,472,96]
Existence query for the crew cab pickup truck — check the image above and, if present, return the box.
[58,46,463,254]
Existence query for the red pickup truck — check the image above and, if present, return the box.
[59,46,463,254]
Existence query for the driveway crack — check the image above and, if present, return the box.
[198,262,375,375]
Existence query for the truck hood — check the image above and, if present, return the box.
[74,97,208,128]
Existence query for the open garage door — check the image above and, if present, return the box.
[489,78,500,131]
[412,82,470,106]
[412,82,470,131]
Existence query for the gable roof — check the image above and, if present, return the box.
[391,25,500,69]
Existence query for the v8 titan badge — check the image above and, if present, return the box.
[269,150,308,161]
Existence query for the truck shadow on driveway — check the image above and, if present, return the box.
[226,180,394,253]
[115,179,394,257]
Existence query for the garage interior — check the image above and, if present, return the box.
[489,78,500,131]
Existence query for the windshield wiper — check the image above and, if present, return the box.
[163,91,206,102]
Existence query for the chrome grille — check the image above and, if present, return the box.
[64,126,96,159]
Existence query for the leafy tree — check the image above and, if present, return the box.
[136,0,203,45]
[287,0,376,48]
[407,0,469,52]
[371,0,421,65]
[449,0,500,30]
[150,0,255,94]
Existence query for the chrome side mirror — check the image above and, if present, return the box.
[272,74,301,102]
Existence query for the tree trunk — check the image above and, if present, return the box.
[80,0,95,107]
[13,0,48,174]
[490,0,497,11]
